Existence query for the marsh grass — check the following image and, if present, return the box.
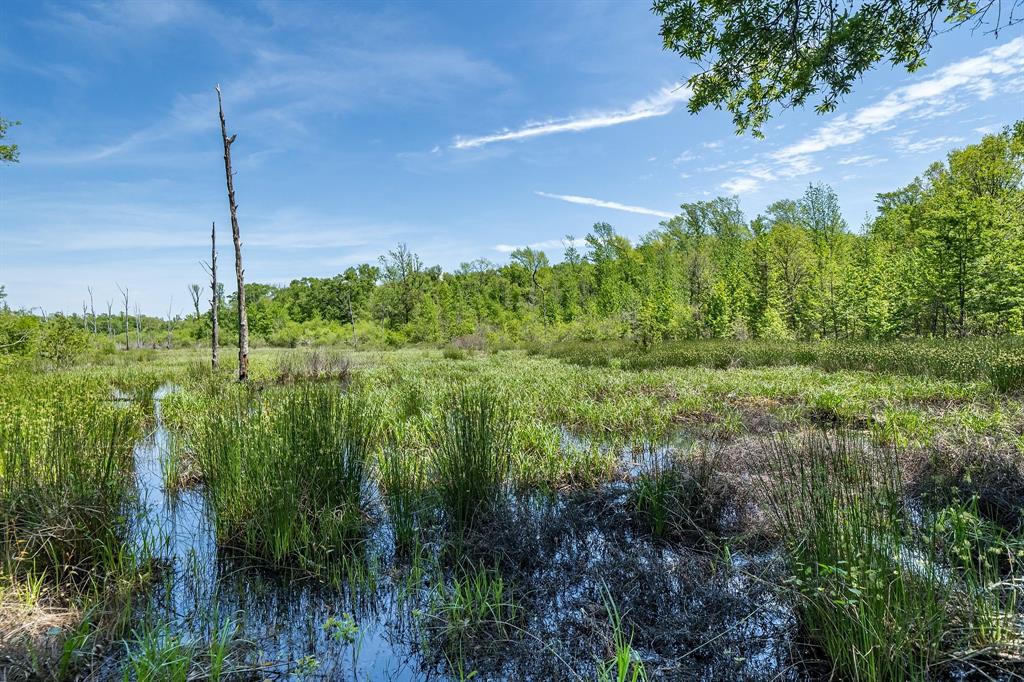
[765,431,1022,680]
[198,383,379,568]
[548,338,1024,393]
[630,445,735,540]
[429,562,519,648]
[378,437,429,553]
[764,432,948,680]
[274,347,351,384]
[0,386,142,589]
[432,384,514,531]
[596,590,647,682]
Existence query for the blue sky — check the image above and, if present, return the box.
[2,1,1022,315]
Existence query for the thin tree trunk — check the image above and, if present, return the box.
[117,284,129,350]
[216,85,248,381]
[346,286,355,339]
[88,286,97,333]
[166,297,174,349]
[106,300,113,336]
[206,222,220,370]
[134,304,142,348]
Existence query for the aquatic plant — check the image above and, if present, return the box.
[596,589,647,682]
[198,383,379,568]
[764,431,1021,681]
[430,563,519,646]
[0,375,143,588]
[431,383,514,530]
[631,445,735,540]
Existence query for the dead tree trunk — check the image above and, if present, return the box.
[117,284,129,350]
[88,286,97,333]
[166,297,174,349]
[134,304,142,348]
[106,300,113,336]
[202,222,220,371]
[346,285,355,339]
[188,284,202,320]
[216,84,249,381]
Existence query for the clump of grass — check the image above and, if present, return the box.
[764,431,1021,681]
[630,445,736,540]
[378,437,429,553]
[912,448,1024,533]
[441,346,468,361]
[274,347,350,384]
[0,384,142,589]
[596,589,647,682]
[120,615,244,682]
[432,384,514,531]
[764,432,948,679]
[429,563,519,647]
[198,383,379,569]
[122,624,194,682]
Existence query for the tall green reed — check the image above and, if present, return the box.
[764,431,1020,681]
[0,382,141,588]
[198,383,379,568]
[431,384,514,531]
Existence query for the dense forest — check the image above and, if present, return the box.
[2,122,1022,357]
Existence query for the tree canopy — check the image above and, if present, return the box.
[652,0,1023,135]
[0,116,19,164]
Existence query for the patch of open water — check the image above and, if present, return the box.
[117,387,802,680]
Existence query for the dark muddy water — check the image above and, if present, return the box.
[121,388,801,680]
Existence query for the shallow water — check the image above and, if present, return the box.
[117,387,801,680]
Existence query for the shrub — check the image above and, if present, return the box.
[33,314,88,367]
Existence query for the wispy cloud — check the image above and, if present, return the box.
[452,85,689,149]
[720,177,761,195]
[534,191,675,218]
[673,149,698,165]
[891,134,965,154]
[838,154,886,166]
[493,237,587,254]
[716,38,1024,194]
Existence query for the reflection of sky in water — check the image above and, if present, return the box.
[125,388,798,680]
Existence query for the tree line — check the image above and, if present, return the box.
[212,122,1023,346]
[1,122,1021,358]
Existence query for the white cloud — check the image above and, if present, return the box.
[673,149,697,164]
[719,37,1024,191]
[774,38,1023,163]
[720,177,761,195]
[838,154,886,166]
[891,134,965,154]
[494,237,587,254]
[452,85,690,149]
[702,140,723,149]
[534,191,675,218]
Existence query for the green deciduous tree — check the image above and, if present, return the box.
[653,0,1023,135]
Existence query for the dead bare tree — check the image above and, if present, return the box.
[188,284,202,319]
[201,222,219,370]
[133,303,142,348]
[87,286,97,333]
[106,300,114,336]
[166,297,174,349]
[81,301,89,329]
[216,84,249,381]
[116,284,129,350]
